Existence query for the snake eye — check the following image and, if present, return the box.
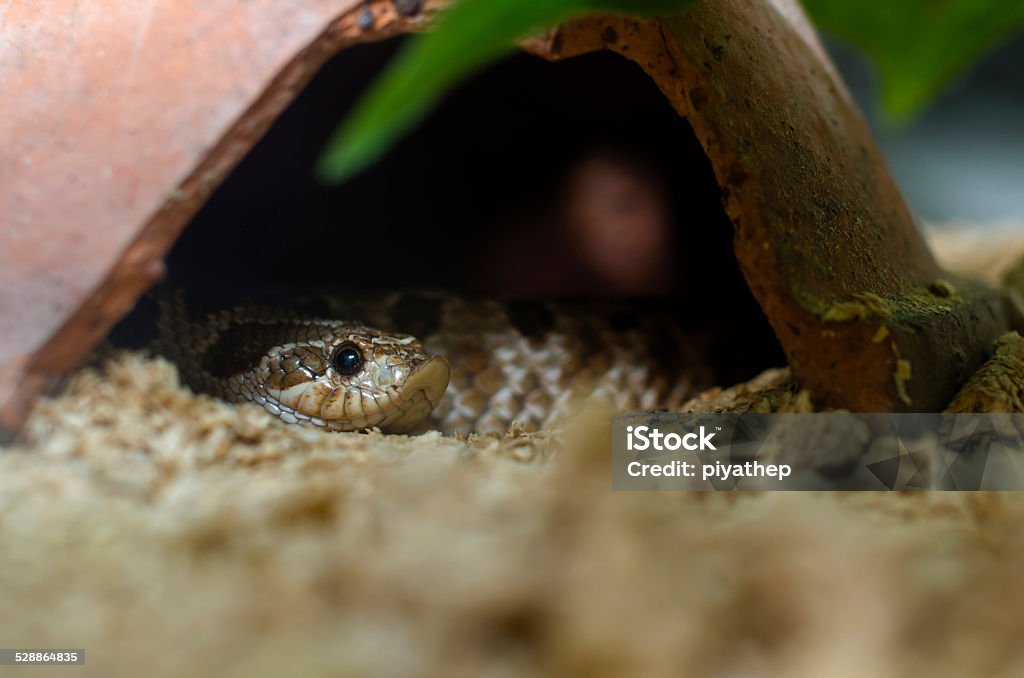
[331,344,364,376]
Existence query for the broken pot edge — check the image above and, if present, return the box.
[0,0,1012,437]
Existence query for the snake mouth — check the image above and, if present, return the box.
[263,353,450,433]
[376,355,451,433]
[399,355,451,409]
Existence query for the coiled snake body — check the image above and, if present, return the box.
[152,290,717,435]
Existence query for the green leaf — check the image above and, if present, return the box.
[318,0,1024,183]
[316,0,698,184]
[800,0,1024,119]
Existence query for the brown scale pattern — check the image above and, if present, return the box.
[154,290,719,435]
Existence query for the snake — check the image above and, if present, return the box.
[148,289,721,435]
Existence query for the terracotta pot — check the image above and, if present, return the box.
[0,0,1012,436]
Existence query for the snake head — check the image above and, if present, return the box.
[255,325,451,433]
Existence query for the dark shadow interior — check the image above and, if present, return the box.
[161,37,785,383]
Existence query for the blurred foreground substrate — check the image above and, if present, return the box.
[3,225,1024,678]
